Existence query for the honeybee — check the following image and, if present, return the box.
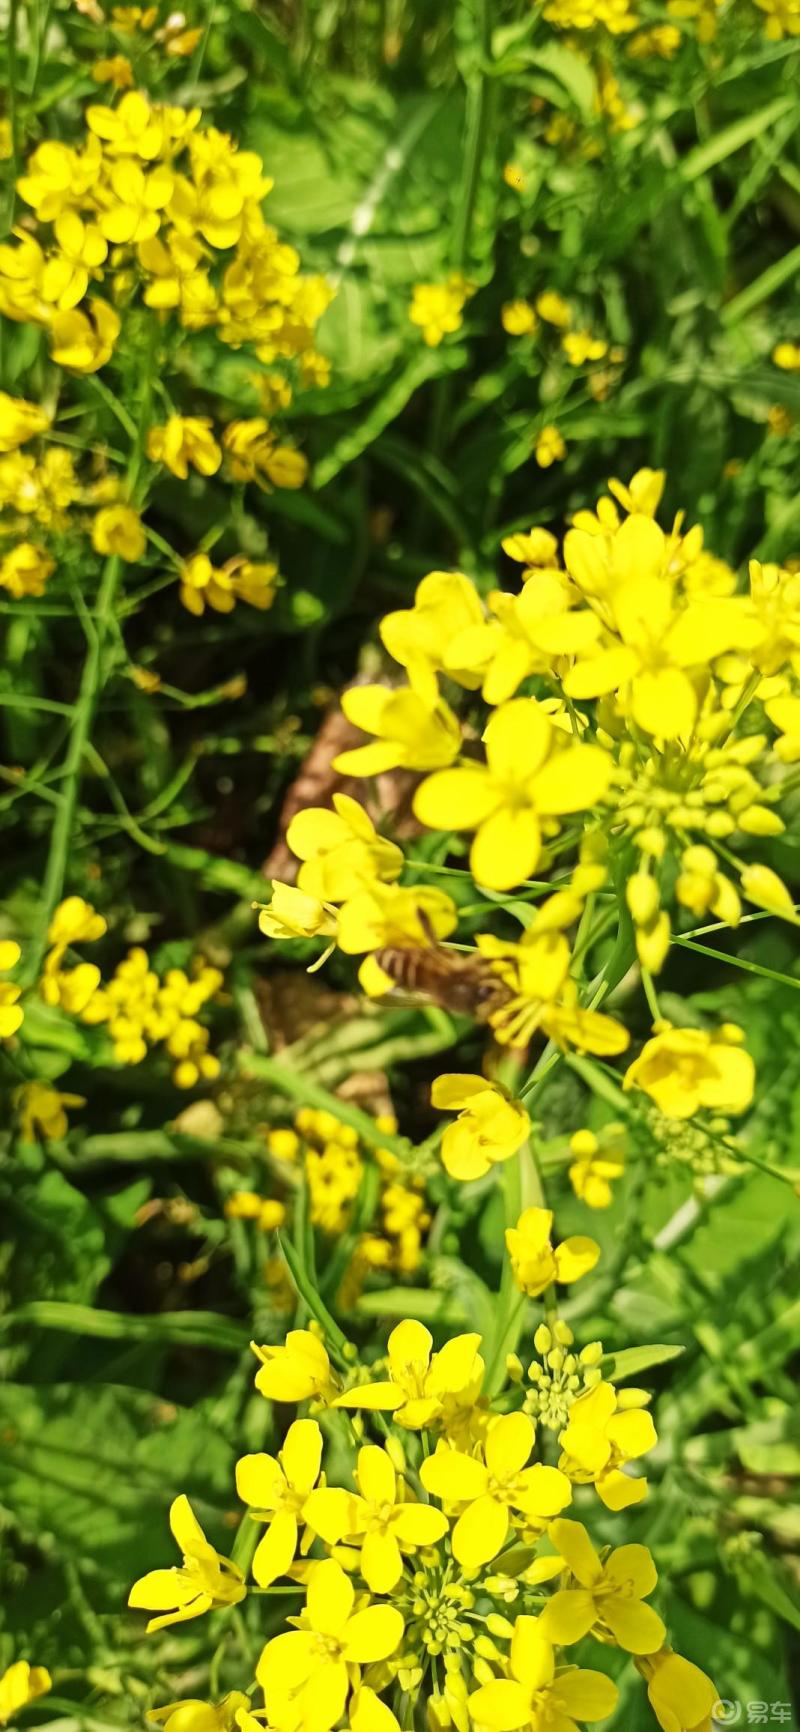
[373,942,510,1022]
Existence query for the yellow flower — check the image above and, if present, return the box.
[236,1418,325,1586]
[42,212,108,309]
[0,1664,52,1726]
[334,684,460,776]
[179,553,236,616]
[413,699,612,893]
[91,54,135,88]
[334,1319,484,1435]
[534,425,566,468]
[86,90,165,159]
[305,1444,448,1591]
[48,895,107,950]
[0,940,23,1037]
[503,163,527,192]
[623,1021,755,1119]
[147,1693,250,1732]
[755,0,800,39]
[502,300,538,336]
[49,297,120,372]
[0,394,50,452]
[128,1494,246,1632]
[92,504,146,561]
[336,882,457,960]
[420,1412,571,1568]
[468,1619,617,1732]
[17,136,103,222]
[139,232,217,328]
[146,416,222,479]
[562,330,608,366]
[15,1081,86,1142]
[639,1649,719,1732]
[440,572,600,708]
[540,1518,666,1653]
[287,793,403,903]
[563,515,759,738]
[222,420,307,490]
[558,1379,657,1509]
[409,274,470,346]
[380,570,485,705]
[0,542,54,598]
[505,1207,599,1298]
[772,340,800,370]
[431,1074,530,1181]
[252,1329,339,1403]
[256,1559,404,1732]
[257,883,337,943]
[536,290,572,328]
[568,1128,624,1208]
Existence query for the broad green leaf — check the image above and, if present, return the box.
[602,1344,685,1381]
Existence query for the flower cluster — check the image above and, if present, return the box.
[223,1106,432,1305]
[39,896,222,1087]
[129,1319,718,1732]
[4,91,332,379]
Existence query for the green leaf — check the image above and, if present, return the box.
[602,1344,685,1381]
[0,1301,249,1351]
[355,1287,467,1324]
[681,95,796,182]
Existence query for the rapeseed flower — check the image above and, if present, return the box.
[257,1559,404,1732]
[420,1412,571,1567]
[468,1619,618,1732]
[431,1074,530,1181]
[287,794,403,902]
[236,1419,325,1586]
[559,1380,657,1509]
[306,1443,448,1590]
[0,1664,51,1726]
[506,1208,600,1298]
[624,1022,755,1119]
[413,699,612,892]
[540,1518,666,1653]
[128,1495,245,1631]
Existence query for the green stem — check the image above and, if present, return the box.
[22,335,156,985]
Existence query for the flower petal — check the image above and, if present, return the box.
[471,807,542,892]
[281,1419,323,1496]
[452,1494,508,1568]
[343,1604,404,1664]
[252,1510,297,1587]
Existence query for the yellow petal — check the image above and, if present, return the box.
[393,1502,449,1547]
[471,807,542,892]
[531,744,612,815]
[467,1682,532,1732]
[553,1669,619,1723]
[547,1518,601,1588]
[510,1619,555,1689]
[484,698,552,780]
[631,667,697,739]
[281,1418,323,1495]
[413,767,497,831]
[485,1411,535,1479]
[420,1449,487,1503]
[303,1487,356,1545]
[603,1541,657,1598]
[252,1510,298,1587]
[357,1444,396,1506]
[307,1558,353,1636]
[553,1235,600,1285]
[539,1587,596,1646]
[360,1529,403,1594]
[452,1493,508,1568]
[350,1687,401,1732]
[342,1604,405,1663]
[235,1452,284,1511]
[602,1595,666,1654]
